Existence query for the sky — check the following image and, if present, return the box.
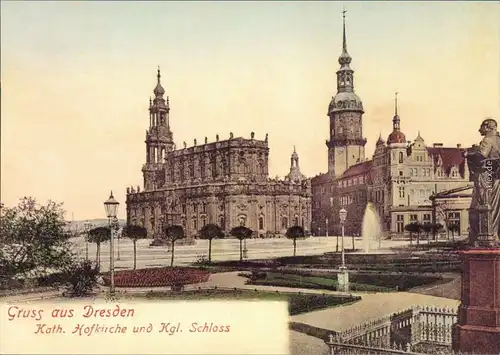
[1,1,499,220]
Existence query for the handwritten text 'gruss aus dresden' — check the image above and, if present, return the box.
[6,305,135,321]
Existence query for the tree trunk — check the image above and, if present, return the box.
[336,235,339,252]
[133,240,137,270]
[239,239,243,262]
[293,239,296,256]
[352,235,355,251]
[170,241,175,267]
[208,238,212,263]
[96,243,100,268]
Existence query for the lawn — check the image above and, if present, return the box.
[241,271,429,292]
[123,288,360,315]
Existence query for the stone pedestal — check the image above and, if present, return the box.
[452,249,500,354]
[337,268,350,292]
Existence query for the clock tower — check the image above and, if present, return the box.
[326,10,367,177]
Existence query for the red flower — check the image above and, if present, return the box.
[101,267,210,288]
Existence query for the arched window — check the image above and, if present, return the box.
[259,216,264,230]
[281,217,288,229]
[398,152,404,163]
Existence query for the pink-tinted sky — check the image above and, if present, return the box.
[1,1,499,219]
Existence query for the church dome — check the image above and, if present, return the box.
[328,91,364,114]
[387,115,406,144]
[387,130,406,144]
[154,82,165,96]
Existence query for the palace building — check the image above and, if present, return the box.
[125,70,311,238]
[311,13,471,238]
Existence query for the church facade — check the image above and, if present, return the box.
[311,14,471,238]
[126,70,311,238]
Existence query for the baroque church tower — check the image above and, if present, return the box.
[142,68,174,191]
[326,10,366,177]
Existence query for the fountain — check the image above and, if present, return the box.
[361,202,383,253]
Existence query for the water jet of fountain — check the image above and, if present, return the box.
[361,202,383,253]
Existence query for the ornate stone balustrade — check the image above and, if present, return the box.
[325,305,460,354]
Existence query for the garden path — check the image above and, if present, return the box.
[198,272,460,333]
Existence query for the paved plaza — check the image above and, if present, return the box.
[70,235,414,271]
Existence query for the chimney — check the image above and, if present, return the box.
[433,143,443,147]
[457,144,462,148]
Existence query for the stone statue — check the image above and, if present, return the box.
[265,133,268,142]
[216,134,219,142]
[464,118,500,247]
[251,131,255,139]
[126,187,130,194]
[183,141,187,149]
[137,185,140,193]
[194,138,197,146]
[230,132,234,139]
[205,136,208,144]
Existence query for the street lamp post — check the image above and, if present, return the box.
[113,217,120,260]
[338,207,349,292]
[84,221,91,261]
[116,218,121,261]
[104,191,119,296]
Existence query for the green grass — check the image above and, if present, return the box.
[122,289,360,315]
[245,272,393,292]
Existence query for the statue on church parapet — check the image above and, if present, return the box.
[194,138,197,146]
[464,118,500,247]
[230,132,234,139]
[183,141,187,149]
[216,134,219,142]
[251,131,255,139]
[205,137,208,144]
[265,133,268,142]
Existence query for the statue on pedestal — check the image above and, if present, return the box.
[464,118,500,247]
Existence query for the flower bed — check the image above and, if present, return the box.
[101,267,210,288]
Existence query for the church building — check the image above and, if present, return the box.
[125,70,311,238]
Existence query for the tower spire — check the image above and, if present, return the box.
[153,66,165,97]
[338,7,351,67]
[395,91,399,116]
[342,6,347,52]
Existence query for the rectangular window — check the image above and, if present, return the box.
[396,215,404,233]
[410,214,418,222]
[399,186,405,198]
[423,213,431,222]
